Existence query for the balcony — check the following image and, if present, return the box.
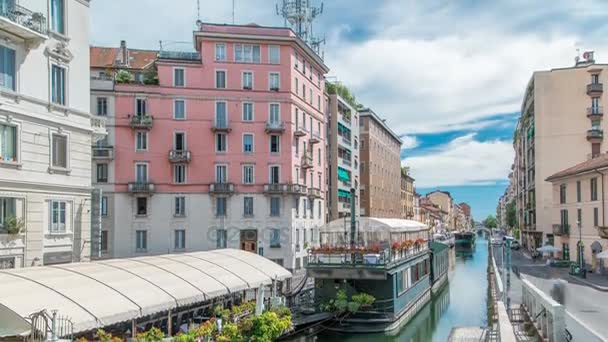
[294,126,307,137]
[211,121,231,133]
[339,134,352,147]
[552,224,570,236]
[288,184,308,196]
[92,146,114,160]
[301,154,314,169]
[128,182,155,194]
[209,182,235,194]
[91,117,107,139]
[168,150,191,163]
[0,4,47,41]
[264,183,289,194]
[341,202,352,210]
[587,83,603,96]
[587,127,604,142]
[265,121,285,134]
[309,131,322,144]
[130,115,153,130]
[340,157,352,167]
[587,106,603,119]
[308,187,322,199]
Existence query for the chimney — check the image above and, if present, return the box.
[120,40,128,67]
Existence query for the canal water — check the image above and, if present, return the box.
[315,236,489,342]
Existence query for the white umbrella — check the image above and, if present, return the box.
[536,245,561,253]
[596,250,608,259]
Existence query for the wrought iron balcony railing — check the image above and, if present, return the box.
[0,3,47,39]
[168,150,191,163]
[130,115,153,129]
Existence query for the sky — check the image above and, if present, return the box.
[90,0,608,220]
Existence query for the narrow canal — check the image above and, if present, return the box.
[314,236,489,341]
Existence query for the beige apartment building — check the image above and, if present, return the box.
[427,190,455,229]
[546,154,608,271]
[359,108,402,218]
[514,52,607,251]
[400,167,415,219]
[326,92,360,221]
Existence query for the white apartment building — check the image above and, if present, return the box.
[326,92,360,221]
[0,0,103,269]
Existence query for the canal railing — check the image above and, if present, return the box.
[520,278,566,342]
[489,243,518,342]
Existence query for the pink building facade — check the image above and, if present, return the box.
[90,24,329,272]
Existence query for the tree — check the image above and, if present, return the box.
[483,215,497,229]
[506,200,517,228]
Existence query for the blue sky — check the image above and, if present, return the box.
[90,0,608,220]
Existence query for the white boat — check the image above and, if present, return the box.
[433,233,455,248]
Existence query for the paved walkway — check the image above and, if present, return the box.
[494,246,608,341]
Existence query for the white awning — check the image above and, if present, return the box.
[0,249,291,334]
[323,217,429,233]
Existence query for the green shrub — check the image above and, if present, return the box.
[134,326,164,342]
[115,70,132,83]
[352,293,375,306]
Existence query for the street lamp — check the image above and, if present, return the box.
[577,220,586,278]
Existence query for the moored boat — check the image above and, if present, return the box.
[454,231,476,251]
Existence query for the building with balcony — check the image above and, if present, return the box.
[546,152,608,271]
[326,92,360,221]
[88,23,329,274]
[426,190,455,230]
[400,168,415,220]
[0,0,102,269]
[359,108,402,218]
[511,52,608,252]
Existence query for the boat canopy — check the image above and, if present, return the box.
[0,249,291,334]
[320,217,430,246]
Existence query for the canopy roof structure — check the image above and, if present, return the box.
[0,249,291,334]
[323,217,429,233]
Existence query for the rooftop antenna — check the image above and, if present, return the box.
[197,0,201,22]
[276,0,325,57]
[232,0,235,24]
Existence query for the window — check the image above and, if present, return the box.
[243,164,254,184]
[302,84,306,101]
[216,197,227,217]
[136,131,148,150]
[174,164,186,184]
[136,163,148,182]
[215,101,227,127]
[269,46,280,64]
[302,60,306,75]
[294,52,299,69]
[50,200,66,233]
[101,196,108,216]
[317,72,321,87]
[318,148,321,165]
[216,133,227,152]
[577,208,582,226]
[0,123,17,162]
[51,65,66,105]
[215,70,226,89]
[50,0,65,34]
[174,132,185,151]
[243,134,254,153]
[269,73,280,91]
[270,197,280,217]
[0,45,15,91]
[577,181,581,202]
[595,207,599,226]
[0,198,15,230]
[136,230,147,251]
[174,230,186,249]
[235,44,261,63]
[244,197,254,216]
[270,228,281,247]
[216,229,227,248]
[136,98,147,116]
[270,135,280,153]
[559,184,566,204]
[318,200,322,218]
[591,177,598,201]
[51,134,67,169]
[269,103,280,123]
[309,88,312,104]
[216,164,227,183]
[215,43,226,61]
[136,197,147,216]
[175,196,186,216]
[269,166,280,184]
[317,95,321,110]
[100,230,108,252]
[242,102,253,121]
[174,100,185,119]
[242,71,253,90]
[592,73,600,84]
[560,209,568,229]
[173,68,185,87]
[96,97,108,116]
[96,163,108,183]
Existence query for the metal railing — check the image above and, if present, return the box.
[308,187,321,198]
[210,182,235,193]
[92,146,114,159]
[301,154,314,169]
[587,128,603,139]
[129,115,153,129]
[308,244,429,269]
[552,224,569,236]
[265,121,285,132]
[158,50,201,61]
[127,182,155,193]
[212,120,231,131]
[169,150,191,163]
[0,3,47,36]
[587,83,603,95]
[587,106,603,116]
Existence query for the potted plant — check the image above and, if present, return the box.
[3,216,24,235]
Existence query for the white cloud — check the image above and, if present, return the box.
[400,135,419,150]
[403,134,514,187]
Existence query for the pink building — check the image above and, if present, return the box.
[90,23,329,273]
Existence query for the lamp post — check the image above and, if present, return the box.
[578,220,586,278]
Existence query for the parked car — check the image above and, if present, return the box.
[510,240,520,250]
